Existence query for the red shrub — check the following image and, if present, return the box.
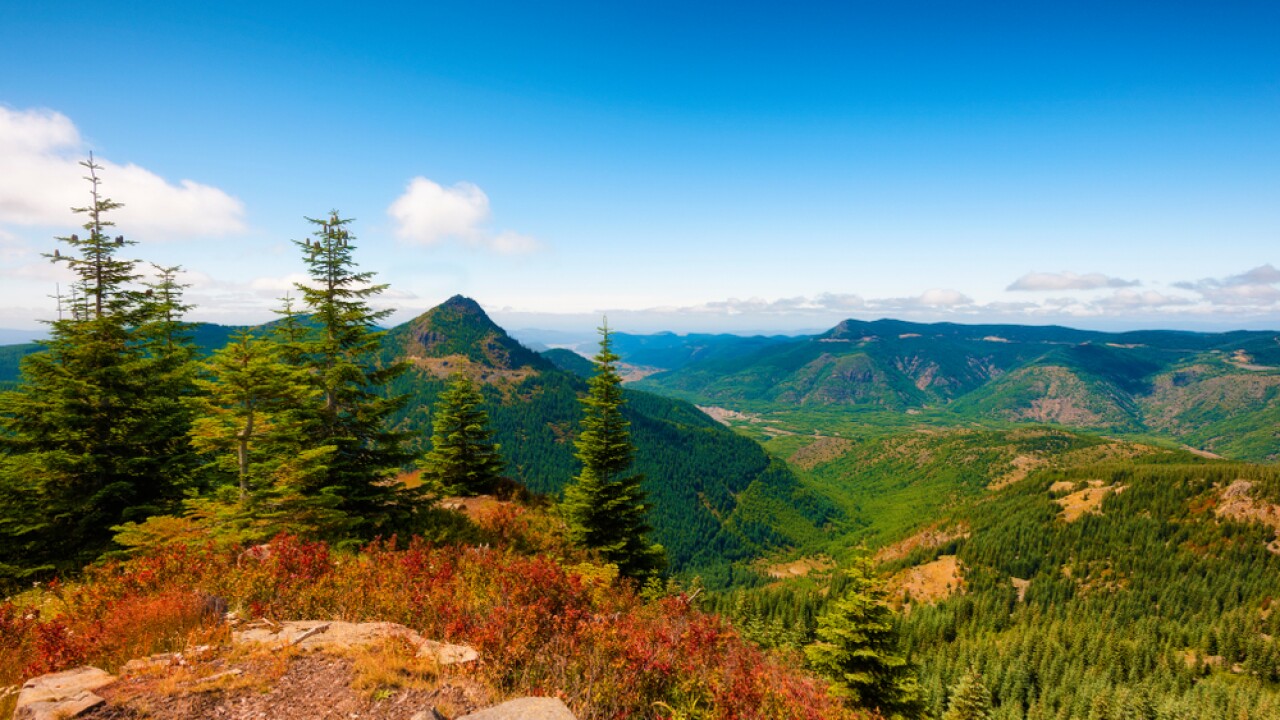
[1,534,861,720]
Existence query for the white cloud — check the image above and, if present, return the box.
[1007,271,1139,292]
[0,106,246,240]
[1091,289,1193,309]
[1173,265,1280,308]
[388,176,540,254]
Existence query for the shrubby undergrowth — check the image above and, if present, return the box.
[1,502,863,720]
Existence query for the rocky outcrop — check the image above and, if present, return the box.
[232,620,480,665]
[456,697,577,720]
[14,666,115,720]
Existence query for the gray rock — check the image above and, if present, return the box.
[456,697,577,720]
[15,666,116,720]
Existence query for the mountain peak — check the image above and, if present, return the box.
[389,295,552,376]
[439,294,486,315]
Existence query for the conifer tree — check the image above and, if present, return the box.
[0,158,192,579]
[562,321,664,580]
[943,669,993,720]
[287,212,417,537]
[419,373,504,496]
[190,332,320,501]
[805,560,922,719]
[131,263,201,500]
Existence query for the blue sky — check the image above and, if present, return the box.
[1,1,1278,334]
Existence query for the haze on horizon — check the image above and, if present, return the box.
[1,1,1277,336]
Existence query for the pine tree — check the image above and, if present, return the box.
[562,321,664,580]
[287,212,417,538]
[805,560,922,719]
[189,332,320,501]
[130,263,201,504]
[0,158,191,579]
[419,373,504,496]
[943,669,993,720]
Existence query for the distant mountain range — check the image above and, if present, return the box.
[633,318,1280,461]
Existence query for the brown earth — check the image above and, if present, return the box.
[83,653,491,720]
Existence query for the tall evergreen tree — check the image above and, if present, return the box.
[805,561,922,719]
[419,373,504,496]
[562,321,664,580]
[943,669,993,720]
[0,158,192,580]
[287,211,417,538]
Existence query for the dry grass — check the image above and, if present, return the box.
[873,525,969,565]
[888,555,964,607]
[763,556,834,579]
[1055,480,1124,522]
[344,636,439,699]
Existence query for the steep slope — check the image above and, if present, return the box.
[381,296,835,581]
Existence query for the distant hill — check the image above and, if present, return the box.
[0,322,248,387]
[637,318,1280,461]
[541,347,596,377]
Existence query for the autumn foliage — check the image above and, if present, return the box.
[1,505,861,720]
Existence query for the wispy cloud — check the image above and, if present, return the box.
[388,176,540,254]
[1007,271,1139,292]
[0,106,246,240]
[1173,265,1280,308]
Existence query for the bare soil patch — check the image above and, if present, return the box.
[764,556,834,579]
[1215,480,1280,554]
[873,525,969,565]
[410,355,536,385]
[988,454,1046,491]
[696,406,762,425]
[888,556,964,607]
[1055,480,1124,522]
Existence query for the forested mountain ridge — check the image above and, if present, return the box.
[635,318,1280,461]
[376,295,835,582]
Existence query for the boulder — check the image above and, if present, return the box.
[14,666,116,720]
[456,697,577,720]
[232,620,479,665]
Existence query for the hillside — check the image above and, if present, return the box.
[636,318,1280,461]
[714,426,1280,718]
[378,296,835,582]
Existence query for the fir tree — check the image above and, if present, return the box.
[419,373,505,496]
[0,158,192,579]
[562,321,664,580]
[287,212,417,538]
[805,560,922,719]
[189,332,320,501]
[943,669,993,720]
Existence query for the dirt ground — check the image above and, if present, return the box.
[83,654,492,720]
